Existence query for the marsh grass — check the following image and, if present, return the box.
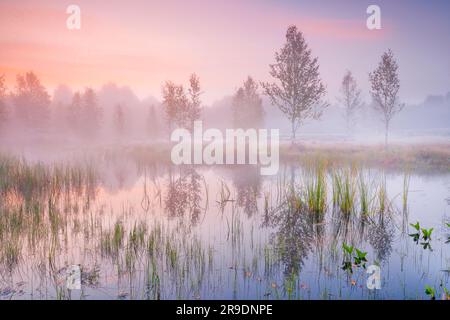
[303,162,327,215]
[0,150,443,300]
[217,180,233,213]
[283,143,450,173]
[377,175,387,214]
[402,171,411,212]
[358,172,373,216]
[0,155,100,280]
[332,167,358,216]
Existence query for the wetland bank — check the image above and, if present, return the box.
[0,143,448,300]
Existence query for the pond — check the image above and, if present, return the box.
[0,153,449,300]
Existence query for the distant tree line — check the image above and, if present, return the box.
[0,25,404,147]
[162,73,202,132]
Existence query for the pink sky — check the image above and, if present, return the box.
[0,0,449,104]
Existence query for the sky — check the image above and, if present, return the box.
[0,0,449,104]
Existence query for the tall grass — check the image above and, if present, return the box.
[358,171,376,217]
[303,162,327,215]
[377,174,387,214]
[332,167,357,215]
[402,171,411,212]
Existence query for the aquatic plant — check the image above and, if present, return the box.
[377,176,387,214]
[341,243,354,273]
[303,163,327,215]
[217,180,233,212]
[443,287,450,300]
[402,171,411,211]
[332,167,357,215]
[425,285,436,300]
[445,223,450,244]
[409,222,433,250]
[341,243,368,273]
[353,249,368,269]
[409,222,421,244]
[358,172,373,216]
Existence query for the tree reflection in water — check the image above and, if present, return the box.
[164,166,204,225]
[264,191,314,276]
[231,166,261,217]
[368,213,395,263]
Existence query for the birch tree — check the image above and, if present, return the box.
[13,72,50,129]
[369,49,404,147]
[232,76,264,129]
[339,70,363,135]
[262,25,328,143]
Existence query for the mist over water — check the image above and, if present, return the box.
[0,1,449,302]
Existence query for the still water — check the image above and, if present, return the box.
[0,156,449,300]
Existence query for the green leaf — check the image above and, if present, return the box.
[355,249,367,259]
[424,285,435,298]
[341,261,353,273]
[421,242,432,251]
[409,233,420,243]
[410,222,420,231]
[342,243,354,255]
[421,228,433,241]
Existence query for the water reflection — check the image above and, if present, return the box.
[230,166,261,217]
[368,214,395,263]
[164,166,204,225]
[266,196,313,276]
[0,155,448,300]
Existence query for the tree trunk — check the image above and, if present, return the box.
[346,117,351,139]
[384,121,389,149]
[291,119,296,146]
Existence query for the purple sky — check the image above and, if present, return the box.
[1,0,449,104]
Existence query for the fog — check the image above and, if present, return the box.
[1,79,448,161]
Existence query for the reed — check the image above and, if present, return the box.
[358,171,373,217]
[402,171,411,212]
[303,162,327,215]
[332,167,357,215]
